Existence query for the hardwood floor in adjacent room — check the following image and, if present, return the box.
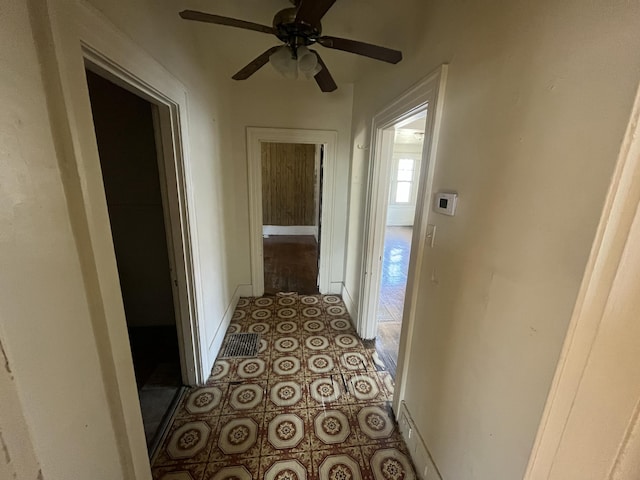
[263,235,319,295]
[374,226,413,380]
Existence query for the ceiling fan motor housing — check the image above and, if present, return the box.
[273,7,322,45]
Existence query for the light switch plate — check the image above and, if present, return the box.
[426,224,436,247]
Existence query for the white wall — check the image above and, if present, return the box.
[0,0,239,478]
[228,79,354,289]
[344,0,640,478]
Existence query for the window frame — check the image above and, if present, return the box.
[389,151,422,206]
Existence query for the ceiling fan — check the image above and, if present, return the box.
[179,0,403,92]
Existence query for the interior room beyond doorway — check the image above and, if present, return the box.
[85,69,184,456]
[374,115,427,379]
[262,142,322,295]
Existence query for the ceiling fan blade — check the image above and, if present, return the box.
[232,46,282,80]
[312,51,337,92]
[179,10,276,35]
[295,0,337,25]
[317,36,402,64]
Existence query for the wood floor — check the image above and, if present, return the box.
[373,226,413,380]
[263,235,319,295]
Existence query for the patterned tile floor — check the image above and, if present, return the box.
[152,294,417,480]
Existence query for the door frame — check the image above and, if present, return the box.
[524,83,640,479]
[358,66,448,339]
[246,127,338,296]
[359,112,427,332]
[42,1,206,476]
[358,66,448,414]
[84,53,201,387]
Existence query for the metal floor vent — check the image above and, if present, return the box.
[221,333,260,358]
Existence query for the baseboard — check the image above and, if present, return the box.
[205,285,245,378]
[341,284,358,325]
[397,401,442,480]
[327,281,343,295]
[262,225,318,236]
[236,284,253,298]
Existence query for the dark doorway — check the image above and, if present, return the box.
[85,70,183,455]
[261,142,321,295]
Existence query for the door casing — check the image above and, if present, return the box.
[246,127,339,296]
[358,65,448,414]
[84,51,202,387]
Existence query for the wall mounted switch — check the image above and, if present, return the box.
[426,224,436,247]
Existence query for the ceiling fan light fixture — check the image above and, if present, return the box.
[269,45,298,79]
[297,46,318,73]
[303,61,323,80]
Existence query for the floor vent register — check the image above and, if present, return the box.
[220,333,260,358]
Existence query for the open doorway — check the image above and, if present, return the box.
[261,142,322,295]
[375,116,427,379]
[357,66,448,409]
[85,70,185,455]
[247,128,338,296]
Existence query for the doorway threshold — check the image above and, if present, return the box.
[148,385,188,460]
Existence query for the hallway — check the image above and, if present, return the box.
[7,0,639,478]
[151,294,415,480]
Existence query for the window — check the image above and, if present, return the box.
[395,158,415,203]
[390,155,420,204]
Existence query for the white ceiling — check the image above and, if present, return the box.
[394,115,426,144]
[398,116,426,131]
[178,0,419,84]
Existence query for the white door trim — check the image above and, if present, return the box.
[246,127,338,296]
[524,83,640,479]
[42,1,206,475]
[83,46,202,388]
[357,65,448,413]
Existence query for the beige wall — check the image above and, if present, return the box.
[345,0,640,478]
[228,79,354,287]
[0,5,45,460]
[0,334,40,478]
[0,0,238,477]
[0,1,125,477]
